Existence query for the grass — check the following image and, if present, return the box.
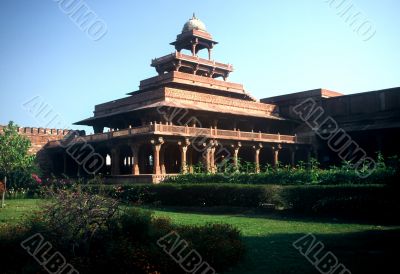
[0,199,44,226]
[148,207,400,274]
[1,199,399,273]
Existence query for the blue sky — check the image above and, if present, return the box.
[0,0,399,133]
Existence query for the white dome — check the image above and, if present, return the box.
[182,14,206,33]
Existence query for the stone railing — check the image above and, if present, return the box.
[152,52,233,71]
[47,123,311,148]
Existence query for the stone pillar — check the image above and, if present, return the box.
[130,144,140,175]
[111,147,120,175]
[204,140,217,173]
[272,145,281,167]
[204,146,212,173]
[188,147,194,173]
[178,139,190,174]
[231,142,241,171]
[151,137,164,175]
[210,145,216,173]
[191,42,197,56]
[160,147,166,174]
[253,143,262,173]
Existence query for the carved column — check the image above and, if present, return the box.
[160,146,166,174]
[130,144,140,175]
[272,144,282,167]
[111,147,120,175]
[210,145,216,173]
[178,139,190,174]
[231,142,241,171]
[204,146,212,173]
[253,143,263,173]
[204,140,217,173]
[151,137,164,175]
[188,147,193,173]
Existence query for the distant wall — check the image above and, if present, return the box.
[321,87,400,118]
[0,125,70,155]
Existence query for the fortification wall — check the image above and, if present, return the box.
[0,125,70,154]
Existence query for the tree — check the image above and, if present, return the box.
[0,121,35,207]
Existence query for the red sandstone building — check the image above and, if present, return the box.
[4,15,399,183]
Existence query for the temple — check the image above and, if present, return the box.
[41,15,400,183]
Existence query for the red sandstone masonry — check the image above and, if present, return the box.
[0,125,71,155]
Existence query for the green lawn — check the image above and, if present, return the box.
[0,199,44,226]
[149,207,400,274]
[1,199,399,273]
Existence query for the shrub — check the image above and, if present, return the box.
[164,162,398,185]
[100,183,400,222]
[177,223,246,271]
[109,183,279,207]
[0,189,246,274]
[38,188,120,253]
[279,184,400,220]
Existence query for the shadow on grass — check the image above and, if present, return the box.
[137,204,400,226]
[226,229,400,274]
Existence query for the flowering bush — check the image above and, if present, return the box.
[31,173,41,184]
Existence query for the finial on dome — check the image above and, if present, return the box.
[182,13,207,33]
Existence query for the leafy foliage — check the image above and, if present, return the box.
[0,121,37,192]
[166,155,398,185]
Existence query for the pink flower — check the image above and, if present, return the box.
[32,173,42,184]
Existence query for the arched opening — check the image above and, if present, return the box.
[260,146,274,169]
[119,144,133,175]
[94,145,112,176]
[279,147,292,167]
[238,146,254,172]
[138,144,153,174]
[163,144,181,174]
[187,145,204,172]
[295,147,309,167]
[214,144,234,173]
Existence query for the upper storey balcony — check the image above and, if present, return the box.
[151,51,233,80]
[47,123,312,149]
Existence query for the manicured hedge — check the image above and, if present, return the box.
[163,167,398,185]
[86,183,399,221]
[279,185,399,219]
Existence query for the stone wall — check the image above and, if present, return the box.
[0,125,70,155]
